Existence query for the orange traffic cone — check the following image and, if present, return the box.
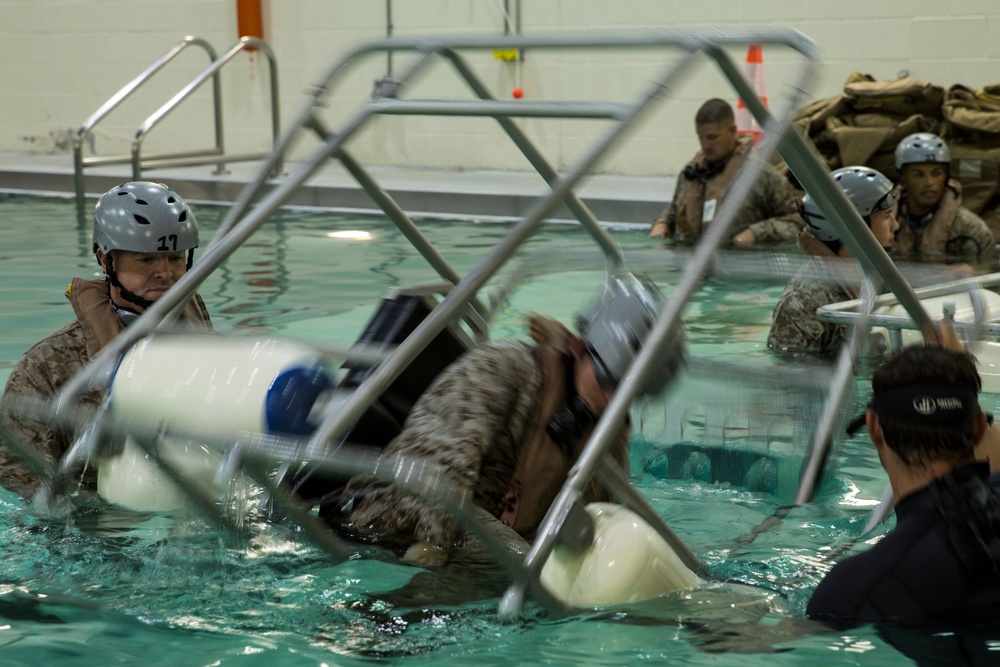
[735,43,767,144]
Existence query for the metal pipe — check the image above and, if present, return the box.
[73,36,218,222]
[441,48,623,267]
[795,277,878,504]
[306,49,701,462]
[131,37,280,181]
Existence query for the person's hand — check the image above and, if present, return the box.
[948,263,976,281]
[731,229,756,248]
[649,221,669,238]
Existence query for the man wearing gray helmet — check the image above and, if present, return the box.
[324,273,685,567]
[0,182,213,500]
[767,166,899,357]
[889,132,995,262]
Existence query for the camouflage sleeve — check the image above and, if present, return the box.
[948,208,997,261]
[341,341,540,552]
[651,177,685,238]
[766,274,847,356]
[0,324,89,499]
[743,168,805,244]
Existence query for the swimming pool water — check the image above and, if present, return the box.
[0,193,995,666]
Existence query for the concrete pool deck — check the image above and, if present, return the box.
[0,151,672,227]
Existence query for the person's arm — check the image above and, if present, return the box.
[0,329,92,500]
[742,169,804,245]
[650,177,684,238]
[340,342,539,565]
[767,278,841,355]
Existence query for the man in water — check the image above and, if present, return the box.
[808,343,1000,624]
[649,98,802,247]
[0,181,213,502]
[889,132,995,262]
[323,273,684,567]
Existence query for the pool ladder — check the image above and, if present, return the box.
[72,35,283,223]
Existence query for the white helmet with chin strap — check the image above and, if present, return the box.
[576,272,685,396]
[800,166,894,243]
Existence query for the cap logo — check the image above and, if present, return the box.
[912,396,936,415]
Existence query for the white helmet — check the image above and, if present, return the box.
[895,133,950,172]
[800,166,894,243]
[576,273,684,396]
[93,181,198,259]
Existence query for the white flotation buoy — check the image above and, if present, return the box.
[539,502,700,607]
[98,334,333,512]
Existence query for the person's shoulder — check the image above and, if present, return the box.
[955,205,990,228]
[18,320,86,363]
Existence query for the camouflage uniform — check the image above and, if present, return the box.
[651,135,803,244]
[890,179,996,262]
[330,315,629,559]
[0,277,212,499]
[767,233,861,357]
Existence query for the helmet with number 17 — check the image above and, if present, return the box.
[93,181,199,268]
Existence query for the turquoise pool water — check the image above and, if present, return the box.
[0,193,996,665]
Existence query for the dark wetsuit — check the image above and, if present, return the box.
[808,462,1000,626]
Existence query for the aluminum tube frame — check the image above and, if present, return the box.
[306,48,701,457]
[440,48,623,268]
[500,32,824,619]
[302,116,490,333]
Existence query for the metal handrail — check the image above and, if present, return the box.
[132,37,282,181]
[72,36,281,223]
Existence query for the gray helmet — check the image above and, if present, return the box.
[576,273,684,396]
[800,166,894,242]
[895,132,950,172]
[93,181,198,256]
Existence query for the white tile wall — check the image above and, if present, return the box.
[0,0,997,176]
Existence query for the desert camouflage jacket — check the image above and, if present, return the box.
[334,315,629,557]
[651,135,803,244]
[890,180,996,262]
[0,277,212,500]
[767,233,862,357]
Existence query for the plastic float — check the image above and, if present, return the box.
[98,335,333,512]
[540,503,700,607]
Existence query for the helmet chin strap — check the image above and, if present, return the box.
[103,252,156,312]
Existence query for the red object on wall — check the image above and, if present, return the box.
[237,0,264,50]
[736,43,768,144]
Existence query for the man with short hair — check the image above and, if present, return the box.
[890,132,995,262]
[807,344,1000,625]
[0,182,213,500]
[650,98,803,247]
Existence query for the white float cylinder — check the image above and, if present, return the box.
[540,502,700,607]
[98,334,333,512]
